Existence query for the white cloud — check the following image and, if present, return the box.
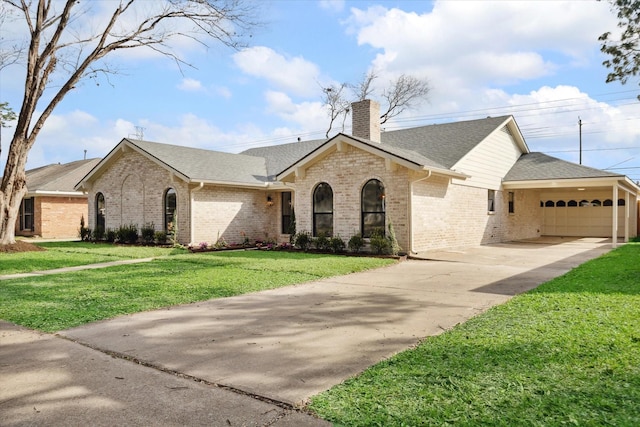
[347,1,616,87]
[233,46,321,97]
[177,78,204,92]
[319,0,345,13]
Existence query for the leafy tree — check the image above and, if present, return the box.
[600,0,640,93]
[0,0,258,245]
[322,69,430,137]
[0,102,17,155]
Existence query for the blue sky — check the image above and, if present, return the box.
[1,0,640,182]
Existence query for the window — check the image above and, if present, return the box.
[19,197,34,231]
[591,199,602,207]
[488,190,496,212]
[313,183,333,236]
[508,191,515,214]
[545,200,555,207]
[568,200,578,207]
[164,188,177,235]
[281,191,293,234]
[618,199,626,206]
[603,199,613,207]
[556,200,566,207]
[95,193,105,231]
[361,179,385,238]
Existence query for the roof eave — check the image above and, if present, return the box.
[502,176,627,190]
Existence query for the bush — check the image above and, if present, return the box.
[93,226,105,242]
[105,228,116,243]
[78,215,91,241]
[329,236,346,253]
[116,224,139,244]
[154,231,168,245]
[294,231,313,251]
[314,232,331,251]
[348,234,365,253]
[369,228,390,255]
[140,223,156,245]
[387,221,401,256]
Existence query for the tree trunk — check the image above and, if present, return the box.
[0,135,30,245]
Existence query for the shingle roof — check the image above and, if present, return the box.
[240,139,326,178]
[380,115,513,168]
[127,139,268,185]
[27,158,101,193]
[504,152,622,181]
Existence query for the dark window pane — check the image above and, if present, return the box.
[165,188,177,234]
[96,193,105,230]
[314,183,333,213]
[314,213,333,236]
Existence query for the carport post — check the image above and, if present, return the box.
[612,185,618,249]
[625,191,630,243]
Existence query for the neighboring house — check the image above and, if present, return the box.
[75,100,639,253]
[17,158,101,239]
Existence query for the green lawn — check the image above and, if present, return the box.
[1,241,182,275]
[308,243,640,426]
[0,247,395,332]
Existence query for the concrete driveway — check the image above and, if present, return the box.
[1,237,612,425]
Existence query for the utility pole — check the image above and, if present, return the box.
[578,117,582,165]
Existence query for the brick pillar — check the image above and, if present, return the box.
[351,99,381,143]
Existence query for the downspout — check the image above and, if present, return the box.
[612,184,618,249]
[190,182,204,244]
[408,170,432,254]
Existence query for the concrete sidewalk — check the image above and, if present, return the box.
[1,237,612,426]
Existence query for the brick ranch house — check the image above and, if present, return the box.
[16,158,101,239]
[75,100,639,253]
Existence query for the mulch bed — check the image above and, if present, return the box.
[0,240,47,253]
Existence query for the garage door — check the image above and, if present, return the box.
[541,198,625,237]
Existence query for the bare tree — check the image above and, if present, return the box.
[0,0,258,245]
[322,71,430,136]
[350,69,378,101]
[380,74,430,124]
[322,83,350,138]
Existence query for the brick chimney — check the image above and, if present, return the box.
[351,99,381,143]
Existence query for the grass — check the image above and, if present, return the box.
[0,241,182,275]
[0,247,395,332]
[308,243,640,426]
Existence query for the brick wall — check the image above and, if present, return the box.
[294,144,409,249]
[191,186,278,245]
[39,196,88,238]
[88,150,191,243]
[411,176,542,252]
[15,196,88,239]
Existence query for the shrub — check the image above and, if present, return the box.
[78,215,91,241]
[141,223,156,245]
[116,224,139,244]
[329,236,346,253]
[93,226,105,242]
[154,231,168,245]
[288,208,296,243]
[314,232,331,251]
[348,234,365,253]
[369,228,390,255]
[387,221,402,256]
[105,228,116,243]
[294,231,313,251]
[214,236,228,249]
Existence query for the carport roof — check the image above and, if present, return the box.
[504,152,623,181]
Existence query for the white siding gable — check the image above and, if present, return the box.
[451,125,524,189]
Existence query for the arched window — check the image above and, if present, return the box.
[556,200,566,207]
[603,199,613,207]
[618,199,626,206]
[164,188,177,235]
[568,200,578,207]
[96,192,105,231]
[591,199,602,207]
[580,200,590,207]
[313,183,333,236]
[545,200,555,207]
[361,179,385,238]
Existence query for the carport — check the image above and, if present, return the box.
[503,153,640,248]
